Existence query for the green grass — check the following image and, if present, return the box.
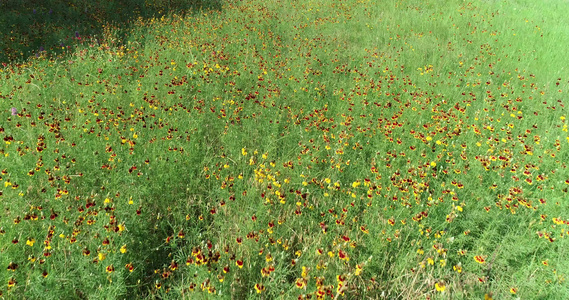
[1,0,568,299]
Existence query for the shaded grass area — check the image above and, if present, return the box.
[0,0,222,63]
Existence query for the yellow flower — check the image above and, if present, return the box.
[453,264,462,273]
[106,264,115,273]
[26,238,35,247]
[254,283,265,293]
[295,278,306,289]
[301,266,308,278]
[120,245,127,253]
[355,264,363,276]
[435,282,446,292]
[7,278,16,288]
[474,255,486,264]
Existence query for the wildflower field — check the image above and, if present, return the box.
[1,0,568,299]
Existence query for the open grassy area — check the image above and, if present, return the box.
[1,0,568,299]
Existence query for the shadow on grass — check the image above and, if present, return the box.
[121,159,213,297]
[0,0,222,64]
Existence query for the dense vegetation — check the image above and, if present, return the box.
[1,0,568,299]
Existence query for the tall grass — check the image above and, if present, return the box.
[1,0,568,299]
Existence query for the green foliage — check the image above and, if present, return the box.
[1,0,568,299]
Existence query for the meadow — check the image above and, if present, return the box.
[1,0,568,299]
